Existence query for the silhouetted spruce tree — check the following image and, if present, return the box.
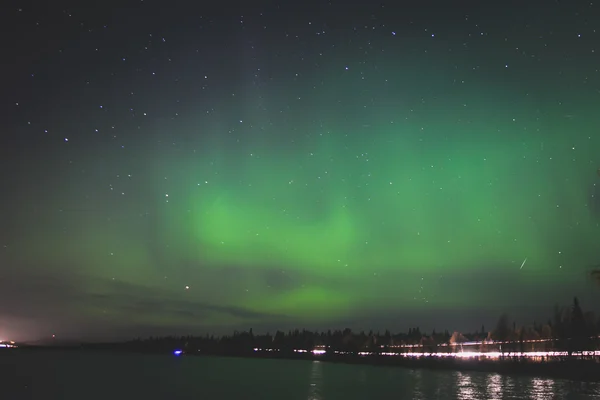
[571,297,587,356]
[553,304,571,356]
[518,326,525,355]
[491,313,510,355]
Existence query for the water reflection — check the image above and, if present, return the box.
[486,374,503,400]
[297,359,600,400]
[503,375,516,396]
[455,371,478,399]
[306,360,323,400]
[410,368,425,400]
[529,377,555,399]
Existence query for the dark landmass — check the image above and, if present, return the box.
[7,296,600,382]
[8,342,600,383]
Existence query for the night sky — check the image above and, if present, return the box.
[1,0,600,341]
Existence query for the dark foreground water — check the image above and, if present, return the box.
[1,350,600,399]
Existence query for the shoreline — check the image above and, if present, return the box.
[9,345,600,382]
[228,351,600,382]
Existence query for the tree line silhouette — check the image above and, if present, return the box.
[91,297,599,359]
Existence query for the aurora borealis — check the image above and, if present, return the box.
[1,0,600,341]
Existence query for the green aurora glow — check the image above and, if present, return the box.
[2,2,600,340]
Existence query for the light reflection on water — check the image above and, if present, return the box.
[410,368,425,400]
[486,373,503,399]
[530,377,555,400]
[307,361,323,400]
[456,372,476,399]
[315,362,600,400]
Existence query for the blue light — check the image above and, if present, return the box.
[173,350,183,356]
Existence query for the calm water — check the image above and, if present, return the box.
[1,350,600,399]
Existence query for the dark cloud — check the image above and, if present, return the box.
[0,267,284,340]
[207,263,359,292]
[0,264,87,319]
[96,278,282,321]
